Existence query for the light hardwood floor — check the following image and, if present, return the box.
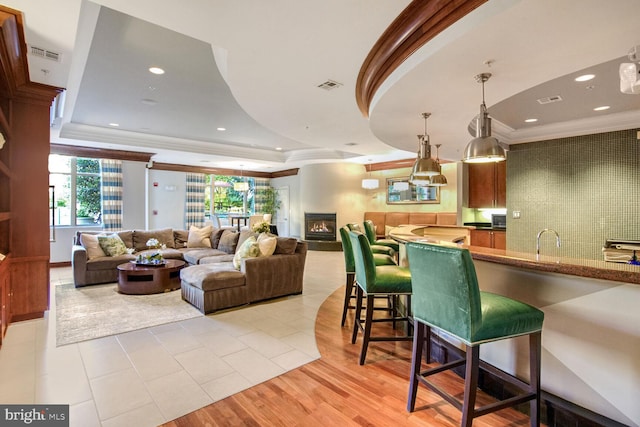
[162,282,536,426]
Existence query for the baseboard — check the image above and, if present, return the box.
[428,333,626,427]
[50,261,71,268]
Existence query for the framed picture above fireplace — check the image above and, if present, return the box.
[386,177,440,204]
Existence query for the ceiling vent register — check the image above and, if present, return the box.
[317,80,343,91]
[537,95,563,105]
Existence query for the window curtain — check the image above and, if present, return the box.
[185,172,206,228]
[100,159,123,231]
[253,178,270,214]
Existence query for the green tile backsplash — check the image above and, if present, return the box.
[507,129,640,260]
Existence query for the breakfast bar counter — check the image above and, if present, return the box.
[389,225,640,426]
[389,225,640,285]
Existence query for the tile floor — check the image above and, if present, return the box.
[0,250,344,427]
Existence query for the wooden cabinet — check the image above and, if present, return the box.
[0,6,62,336]
[470,229,506,250]
[467,161,506,208]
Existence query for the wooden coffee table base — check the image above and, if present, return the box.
[117,259,186,295]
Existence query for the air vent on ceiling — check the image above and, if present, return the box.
[317,79,343,91]
[30,45,61,62]
[537,95,563,104]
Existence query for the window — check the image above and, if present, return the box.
[203,174,254,225]
[49,155,102,226]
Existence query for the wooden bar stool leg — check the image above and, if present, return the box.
[351,286,363,344]
[461,345,480,427]
[529,331,542,427]
[407,320,425,412]
[341,273,355,326]
[359,295,375,365]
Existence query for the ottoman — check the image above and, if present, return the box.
[180,262,249,314]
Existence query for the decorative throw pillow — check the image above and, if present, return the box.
[97,233,128,257]
[173,230,189,248]
[218,229,240,254]
[81,233,107,259]
[257,233,277,257]
[187,225,213,248]
[233,236,260,269]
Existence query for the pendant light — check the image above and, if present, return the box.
[234,165,249,192]
[361,160,379,189]
[462,73,506,163]
[410,112,440,177]
[429,144,448,186]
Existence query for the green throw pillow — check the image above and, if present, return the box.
[233,236,260,270]
[98,234,128,257]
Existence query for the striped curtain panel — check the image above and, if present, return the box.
[185,172,206,228]
[100,159,123,231]
[253,178,270,214]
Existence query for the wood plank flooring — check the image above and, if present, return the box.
[161,287,536,426]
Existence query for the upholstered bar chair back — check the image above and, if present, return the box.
[406,243,481,344]
[362,220,378,245]
[348,231,377,293]
[339,226,356,274]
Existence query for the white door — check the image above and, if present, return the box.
[275,186,289,237]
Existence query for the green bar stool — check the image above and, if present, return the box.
[339,226,396,326]
[405,242,544,427]
[349,230,412,365]
[363,219,400,253]
[347,223,396,258]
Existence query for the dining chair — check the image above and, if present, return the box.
[363,219,399,253]
[347,223,395,258]
[405,242,544,427]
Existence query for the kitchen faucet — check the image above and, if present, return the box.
[536,229,561,255]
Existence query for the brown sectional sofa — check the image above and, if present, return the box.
[71,227,307,313]
[364,211,458,238]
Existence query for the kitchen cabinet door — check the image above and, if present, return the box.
[467,162,506,208]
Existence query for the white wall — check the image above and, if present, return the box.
[271,174,300,238]
[146,169,186,230]
[298,163,366,240]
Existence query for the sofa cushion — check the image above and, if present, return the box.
[133,228,175,251]
[257,233,277,256]
[218,230,240,254]
[183,248,228,265]
[198,254,235,264]
[86,254,134,270]
[117,230,134,249]
[187,225,213,248]
[174,229,189,248]
[98,234,128,256]
[233,236,260,269]
[274,237,298,255]
[180,263,245,291]
[80,233,107,259]
[137,248,184,260]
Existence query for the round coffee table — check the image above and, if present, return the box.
[117,259,186,295]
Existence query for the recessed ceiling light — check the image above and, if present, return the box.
[109,123,119,127]
[593,106,610,111]
[217,127,226,131]
[149,67,165,75]
[524,118,538,123]
[275,147,282,151]
[575,74,595,82]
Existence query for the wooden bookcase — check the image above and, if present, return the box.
[0,6,63,344]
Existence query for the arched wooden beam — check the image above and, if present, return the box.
[356,0,486,117]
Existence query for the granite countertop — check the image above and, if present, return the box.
[389,226,640,285]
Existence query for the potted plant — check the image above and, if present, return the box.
[262,187,281,219]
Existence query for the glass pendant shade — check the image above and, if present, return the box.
[462,73,506,163]
[234,181,249,191]
[361,178,379,189]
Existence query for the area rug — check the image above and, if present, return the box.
[55,282,202,346]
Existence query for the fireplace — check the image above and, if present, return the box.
[304,213,337,241]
